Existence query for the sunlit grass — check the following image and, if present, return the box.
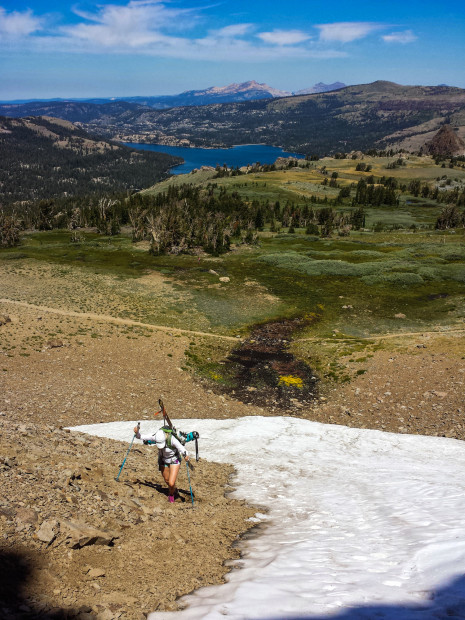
[2,225,464,341]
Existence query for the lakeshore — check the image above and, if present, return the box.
[123,143,305,174]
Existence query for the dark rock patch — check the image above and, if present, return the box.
[219,317,318,411]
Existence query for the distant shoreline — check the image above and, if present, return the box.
[124,142,306,175]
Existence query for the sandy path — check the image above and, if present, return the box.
[0,298,239,342]
[296,327,465,342]
[4,297,464,344]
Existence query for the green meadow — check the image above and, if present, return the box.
[3,226,463,338]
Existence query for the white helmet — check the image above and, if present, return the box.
[154,429,166,448]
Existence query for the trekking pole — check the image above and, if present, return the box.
[186,461,194,508]
[115,422,140,482]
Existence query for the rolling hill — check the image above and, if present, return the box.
[113,81,464,155]
[0,100,146,123]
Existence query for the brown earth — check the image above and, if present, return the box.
[0,424,256,620]
[1,272,464,618]
[0,300,260,620]
[307,332,465,438]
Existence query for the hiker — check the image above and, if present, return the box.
[134,426,189,503]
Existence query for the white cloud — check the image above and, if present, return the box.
[212,24,253,38]
[62,0,193,48]
[316,21,382,43]
[0,2,346,62]
[382,30,417,44]
[0,7,43,37]
[258,29,311,46]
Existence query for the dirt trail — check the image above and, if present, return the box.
[296,327,465,342]
[0,298,239,342]
[4,297,463,344]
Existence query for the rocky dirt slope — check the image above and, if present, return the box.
[425,124,465,156]
[310,334,465,438]
[0,302,260,619]
[0,419,255,620]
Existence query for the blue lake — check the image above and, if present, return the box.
[124,143,305,175]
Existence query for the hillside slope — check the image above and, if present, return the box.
[0,100,146,122]
[1,252,464,616]
[0,115,181,204]
[425,124,465,156]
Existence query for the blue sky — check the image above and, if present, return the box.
[0,0,464,100]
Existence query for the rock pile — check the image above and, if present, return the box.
[0,314,11,326]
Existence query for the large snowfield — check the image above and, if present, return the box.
[72,417,465,619]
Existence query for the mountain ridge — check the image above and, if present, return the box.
[0,81,346,109]
[2,81,465,156]
[295,81,346,95]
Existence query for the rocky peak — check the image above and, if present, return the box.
[190,81,290,98]
[425,125,465,156]
[295,82,346,95]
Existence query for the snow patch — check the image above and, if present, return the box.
[71,417,465,619]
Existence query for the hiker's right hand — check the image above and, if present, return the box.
[133,426,139,434]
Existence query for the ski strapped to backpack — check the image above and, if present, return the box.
[153,399,200,461]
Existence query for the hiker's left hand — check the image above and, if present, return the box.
[185,454,190,462]
[133,426,139,434]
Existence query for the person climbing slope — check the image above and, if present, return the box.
[134,425,189,503]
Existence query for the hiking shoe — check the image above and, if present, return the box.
[168,495,174,503]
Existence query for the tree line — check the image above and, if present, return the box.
[3,169,464,248]
[0,184,369,250]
